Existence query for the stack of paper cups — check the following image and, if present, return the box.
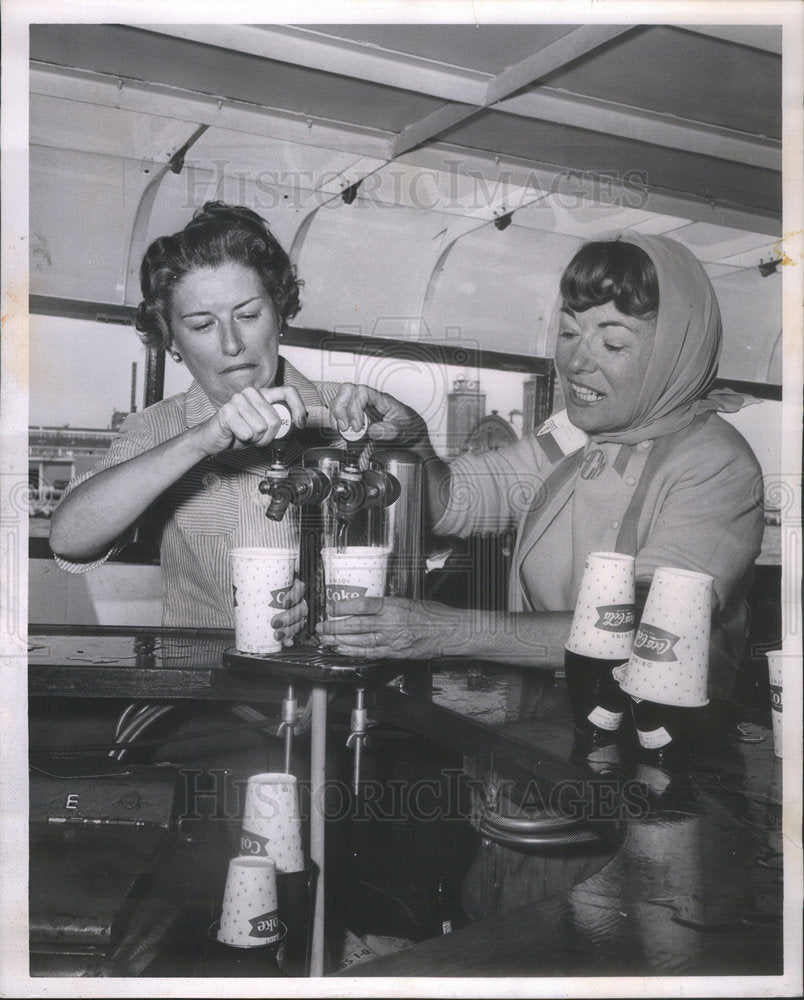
[615,567,713,707]
[567,552,636,659]
[765,651,787,758]
[230,547,297,655]
[217,856,283,948]
[240,773,305,873]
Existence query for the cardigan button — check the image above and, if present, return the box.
[610,519,620,530]
[626,476,637,486]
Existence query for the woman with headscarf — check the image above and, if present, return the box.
[318,232,765,701]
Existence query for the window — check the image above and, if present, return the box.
[29,313,554,555]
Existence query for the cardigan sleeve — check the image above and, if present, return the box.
[633,416,765,698]
[434,434,551,537]
[633,418,764,613]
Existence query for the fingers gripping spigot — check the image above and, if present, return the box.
[257,400,336,520]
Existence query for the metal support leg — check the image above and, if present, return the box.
[346,687,368,796]
[277,683,298,775]
[309,684,327,977]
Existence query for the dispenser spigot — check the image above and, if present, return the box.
[259,463,296,521]
[330,464,400,525]
[330,466,367,525]
[259,465,332,522]
[362,468,401,509]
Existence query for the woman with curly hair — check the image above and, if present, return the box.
[50,202,336,635]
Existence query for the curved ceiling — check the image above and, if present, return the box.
[28,21,784,380]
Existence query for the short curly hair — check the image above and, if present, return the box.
[560,240,659,318]
[135,202,302,350]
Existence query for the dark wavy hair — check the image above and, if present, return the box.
[135,202,302,350]
[560,241,659,318]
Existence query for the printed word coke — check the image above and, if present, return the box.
[632,623,680,662]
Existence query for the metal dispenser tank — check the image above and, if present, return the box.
[367,449,424,601]
[299,446,348,639]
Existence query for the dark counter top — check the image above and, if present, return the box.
[27,627,788,982]
[344,664,786,979]
[27,624,401,700]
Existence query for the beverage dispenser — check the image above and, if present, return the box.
[255,404,426,631]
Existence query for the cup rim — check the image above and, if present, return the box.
[245,771,298,785]
[228,855,278,871]
[652,566,714,585]
[587,551,636,565]
[230,547,298,559]
[321,545,391,559]
[613,663,709,707]
[208,919,287,950]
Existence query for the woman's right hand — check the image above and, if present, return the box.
[195,386,308,455]
[329,382,430,448]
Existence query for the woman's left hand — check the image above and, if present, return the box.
[315,597,465,659]
[270,578,308,646]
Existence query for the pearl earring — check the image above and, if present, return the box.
[170,350,182,363]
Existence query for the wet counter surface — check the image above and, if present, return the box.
[28,627,785,979]
[353,665,785,977]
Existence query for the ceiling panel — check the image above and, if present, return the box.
[304,24,581,73]
[30,94,198,162]
[435,110,781,218]
[539,25,781,138]
[30,24,442,131]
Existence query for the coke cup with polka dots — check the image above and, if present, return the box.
[240,772,305,874]
[230,547,297,655]
[614,566,713,757]
[565,551,636,744]
[217,856,283,948]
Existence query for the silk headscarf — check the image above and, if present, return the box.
[548,230,750,445]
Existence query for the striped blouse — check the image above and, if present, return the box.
[54,359,343,628]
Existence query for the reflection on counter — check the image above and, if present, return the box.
[431,665,525,726]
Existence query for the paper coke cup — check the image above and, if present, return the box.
[241,773,305,873]
[321,546,390,614]
[567,552,636,659]
[217,856,282,948]
[765,651,790,758]
[616,567,713,708]
[230,547,297,655]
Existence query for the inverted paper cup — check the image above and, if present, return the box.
[241,772,305,873]
[617,567,713,708]
[217,856,282,948]
[765,650,790,758]
[230,547,297,655]
[567,552,636,659]
[321,546,390,615]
